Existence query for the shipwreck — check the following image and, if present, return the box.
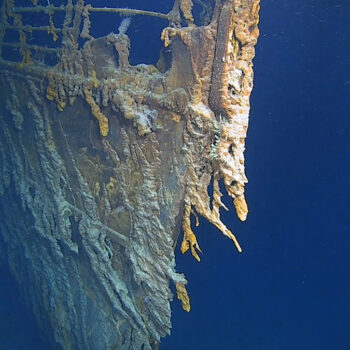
[0,0,260,349]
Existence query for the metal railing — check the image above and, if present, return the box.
[0,0,213,67]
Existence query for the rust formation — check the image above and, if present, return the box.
[0,1,260,349]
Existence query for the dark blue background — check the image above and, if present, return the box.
[1,0,350,349]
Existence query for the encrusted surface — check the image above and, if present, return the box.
[0,0,260,349]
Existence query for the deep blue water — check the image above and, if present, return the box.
[1,0,350,349]
[0,267,53,350]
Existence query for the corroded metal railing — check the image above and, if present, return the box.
[0,0,206,66]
